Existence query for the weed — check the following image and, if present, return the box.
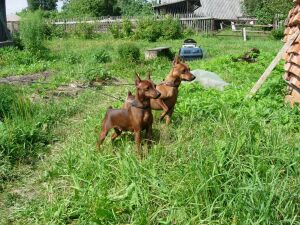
[117,43,140,62]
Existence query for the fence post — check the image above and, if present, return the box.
[243,28,247,41]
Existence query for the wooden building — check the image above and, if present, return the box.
[0,0,10,45]
[153,0,243,20]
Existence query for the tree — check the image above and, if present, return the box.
[117,0,153,16]
[63,0,120,17]
[243,0,294,24]
[27,0,58,11]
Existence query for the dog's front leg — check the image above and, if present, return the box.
[146,125,153,146]
[134,130,142,157]
[155,99,169,120]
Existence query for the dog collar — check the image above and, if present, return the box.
[159,81,180,88]
[130,100,150,110]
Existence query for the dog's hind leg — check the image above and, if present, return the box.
[111,128,122,141]
[97,127,110,150]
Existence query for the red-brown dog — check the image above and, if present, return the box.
[124,57,195,124]
[97,73,160,156]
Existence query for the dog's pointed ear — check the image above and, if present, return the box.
[135,73,141,86]
[128,91,132,96]
[181,57,186,63]
[173,56,180,66]
[147,71,151,80]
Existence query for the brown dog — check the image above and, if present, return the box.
[151,56,195,124]
[97,73,161,156]
[124,57,195,124]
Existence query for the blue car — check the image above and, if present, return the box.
[179,39,203,61]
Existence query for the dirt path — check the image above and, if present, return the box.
[0,71,52,85]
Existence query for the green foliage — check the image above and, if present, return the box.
[109,19,133,39]
[109,22,122,39]
[243,0,293,24]
[72,22,95,39]
[161,16,182,40]
[135,16,182,42]
[117,43,140,62]
[63,0,120,17]
[122,18,133,38]
[118,0,153,16]
[0,85,19,120]
[135,17,161,42]
[271,27,284,40]
[92,49,112,63]
[79,64,111,83]
[19,10,47,53]
[27,0,58,11]
[2,34,300,225]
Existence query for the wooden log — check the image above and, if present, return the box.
[247,30,300,98]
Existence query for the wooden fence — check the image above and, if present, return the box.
[50,15,215,33]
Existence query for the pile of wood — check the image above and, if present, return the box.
[283,1,300,106]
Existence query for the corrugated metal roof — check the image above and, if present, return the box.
[154,0,243,20]
[195,0,243,19]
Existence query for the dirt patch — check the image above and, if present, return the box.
[0,71,52,85]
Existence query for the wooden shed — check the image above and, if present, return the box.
[153,0,243,20]
[283,1,300,106]
[0,0,10,45]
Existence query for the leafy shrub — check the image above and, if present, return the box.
[73,22,95,39]
[183,27,197,36]
[19,10,46,53]
[78,63,111,83]
[0,85,18,120]
[122,18,133,38]
[135,16,182,42]
[161,16,182,40]
[45,23,66,39]
[92,49,112,63]
[0,47,39,66]
[64,52,82,64]
[271,27,284,40]
[117,43,140,62]
[110,22,122,39]
[110,19,134,39]
[134,17,161,42]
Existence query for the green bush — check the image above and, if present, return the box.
[117,43,140,62]
[92,49,112,63]
[135,16,182,42]
[110,22,122,39]
[135,17,161,42]
[47,23,66,38]
[122,18,133,38]
[19,10,46,53]
[73,22,95,39]
[271,27,284,40]
[0,85,18,120]
[161,16,182,40]
[64,52,82,64]
[77,63,111,83]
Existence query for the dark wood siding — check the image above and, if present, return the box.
[0,0,8,41]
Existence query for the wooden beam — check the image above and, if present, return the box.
[246,30,300,99]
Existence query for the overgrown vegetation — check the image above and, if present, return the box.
[243,0,293,24]
[109,16,182,42]
[19,10,47,54]
[1,32,300,224]
[117,43,140,62]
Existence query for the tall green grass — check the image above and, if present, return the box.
[1,35,299,224]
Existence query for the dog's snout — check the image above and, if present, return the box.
[191,75,196,80]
